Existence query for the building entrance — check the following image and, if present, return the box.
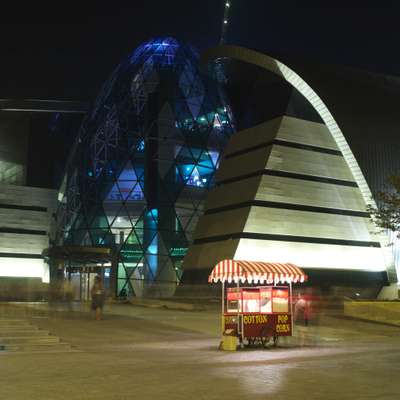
[43,245,114,301]
[67,266,111,301]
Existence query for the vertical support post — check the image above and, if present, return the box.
[79,269,82,301]
[110,250,118,299]
[221,281,225,335]
[236,278,241,341]
[289,281,294,335]
[87,263,90,302]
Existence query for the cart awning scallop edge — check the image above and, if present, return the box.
[208,259,308,284]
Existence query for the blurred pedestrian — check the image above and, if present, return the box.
[63,279,74,312]
[294,292,309,346]
[294,289,322,346]
[91,275,106,320]
[306,287,322,345]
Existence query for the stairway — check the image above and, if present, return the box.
[0,318,72,353]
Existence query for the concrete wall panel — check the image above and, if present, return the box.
[255,175,366,211]
[277,116,338,150]
[267,145,354,181]
[194,207,250,239]
[204,176,261,209]
[0,233,49,254]
[216,147,272,182]
[245,207,374,241]
[184,239,240,270]
[224,118,281,156]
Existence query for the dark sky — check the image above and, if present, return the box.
[1,1,399,101]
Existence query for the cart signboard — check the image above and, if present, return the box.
[224,312,291,337]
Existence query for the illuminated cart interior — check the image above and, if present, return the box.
[209,260,307,348]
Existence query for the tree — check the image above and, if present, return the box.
[368,175,400,236]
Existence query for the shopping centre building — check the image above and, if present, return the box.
[183,45,398,298]
[50,38,235,298]
[1,37,399,298]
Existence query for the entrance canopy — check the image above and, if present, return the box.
[208,259,307,284]
[42,246,113,264]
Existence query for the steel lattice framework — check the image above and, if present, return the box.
[54,37,235,296]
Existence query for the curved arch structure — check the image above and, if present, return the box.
[189,45,396,281]
[202,46,372,210]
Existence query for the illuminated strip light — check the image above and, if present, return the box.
[234,238,386,272]
[204,45,395,276]
[0,257,49,283]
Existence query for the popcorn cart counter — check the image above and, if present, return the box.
[208,260,307,348]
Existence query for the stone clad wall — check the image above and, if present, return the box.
[184,116,388,279]
[0,183,57,282]
[0,113,29,185]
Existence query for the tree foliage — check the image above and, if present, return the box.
[368,175,400,235]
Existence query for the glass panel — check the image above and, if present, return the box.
[272,288,289,313]
[242,289,261,313]
[260,287,272,313]
[227,288,240,313]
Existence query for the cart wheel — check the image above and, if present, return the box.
[246,337,255,347]
[260,326,274,348]
[260,336,270,348]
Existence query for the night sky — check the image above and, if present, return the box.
[1,1,399,101]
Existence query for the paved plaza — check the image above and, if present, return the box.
[1,302,400,400]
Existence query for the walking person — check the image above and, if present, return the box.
[294,292,309,346]
[63,279,74,312]
[91,275,105,320]
[294,289,322,346]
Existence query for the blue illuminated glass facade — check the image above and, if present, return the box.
[54,37,234,296]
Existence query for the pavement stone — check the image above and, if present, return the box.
[1,302,400,400]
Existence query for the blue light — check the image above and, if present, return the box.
[147,208,158,219]
[148,245,158,255]
[150,42,170,47]
[136,139,145,152]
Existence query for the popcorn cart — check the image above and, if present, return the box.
[208,260,307,349]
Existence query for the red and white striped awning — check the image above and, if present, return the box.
[208,259,307,284]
